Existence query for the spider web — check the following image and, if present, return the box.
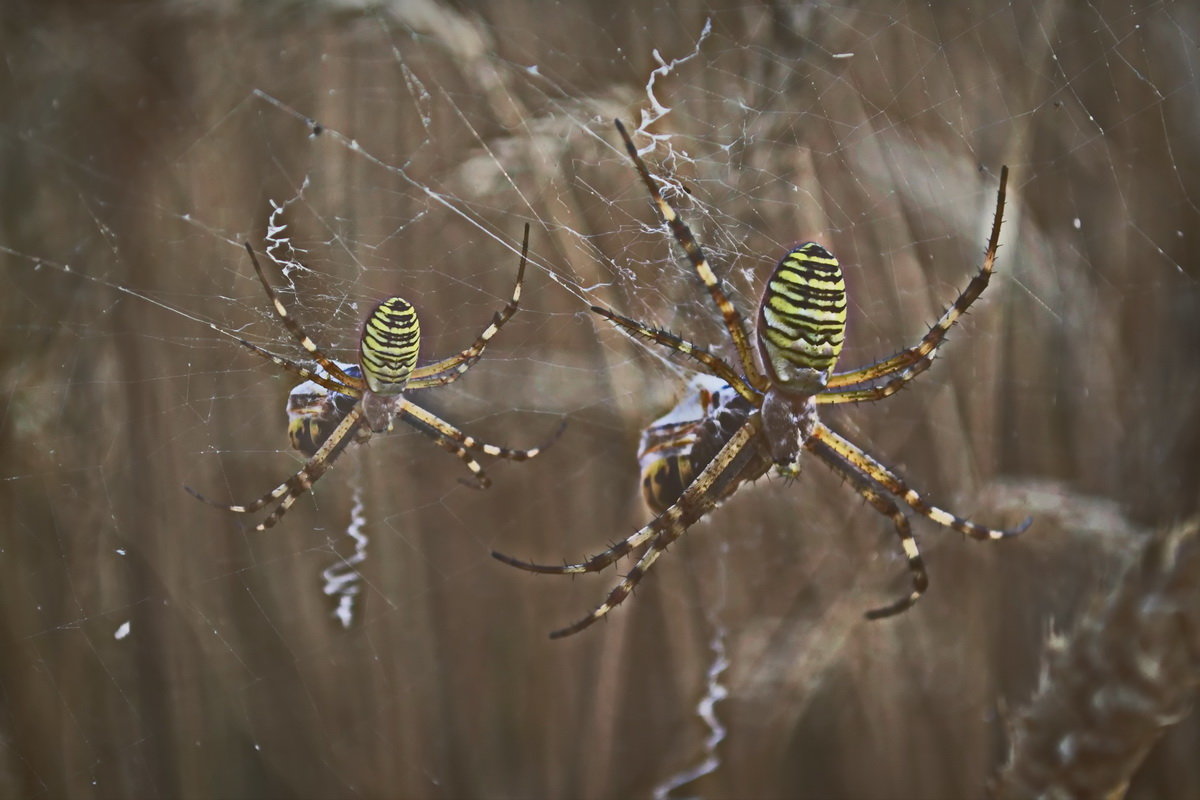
[3,2,1199,798]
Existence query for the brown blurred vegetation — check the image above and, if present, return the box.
[1,1,1198,798]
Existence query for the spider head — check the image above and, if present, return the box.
[756,242,847,395]
[360,296,421,395]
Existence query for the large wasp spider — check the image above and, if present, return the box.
[494,121,1030,638]
[188,224,559,531]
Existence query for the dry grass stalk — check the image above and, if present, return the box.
[994,518,1200,798]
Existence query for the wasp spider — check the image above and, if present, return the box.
[493,121,1029,638]
[187,224,559,531]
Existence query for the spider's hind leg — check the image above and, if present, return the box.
[187,405,368,532]
[806,436,928,618]
[813,423,1031,541]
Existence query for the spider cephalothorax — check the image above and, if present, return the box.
[494,120,1029,638]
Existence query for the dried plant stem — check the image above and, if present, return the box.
[995,518,1200,798]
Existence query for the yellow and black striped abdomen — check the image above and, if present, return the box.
[359,297,421,394]
[756,242,847,394]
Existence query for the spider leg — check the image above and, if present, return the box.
[243,242,367,392]
[398,400,561,462]
[827,165,1008,389]
[186,405,367,531]
[407,223,530,390]
[552,421,761,638]
[806,436,928,618]
[393,400,563,489]
[546,532,673,639]
[491,419,757,576]
[413,421,493,489]
[614,119,766,390]
[495,419,761,638]
[816,359,933,405]
[491,521,659,575]
[218,329,361,397]
[811,422,1032,540]
[589,305,757,402]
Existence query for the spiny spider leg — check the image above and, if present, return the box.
[827,166,1009,389]
[495,420,761,638]
[186,405,367,531]
[395,402,565,489]
[811,422,1032,540]
[817,360,934,404]
[805,436,928,618]
[214,323,361,397]
[590,305,756,402]
[243,243,365,391]
[614,119,766,390]
[408,223,531,389]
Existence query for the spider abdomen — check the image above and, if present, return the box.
[360,297,421,394]
[757,242,847,394]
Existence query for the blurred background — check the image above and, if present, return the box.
[2,1,1198,797]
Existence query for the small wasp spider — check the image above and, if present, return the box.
[188,225,560,531]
